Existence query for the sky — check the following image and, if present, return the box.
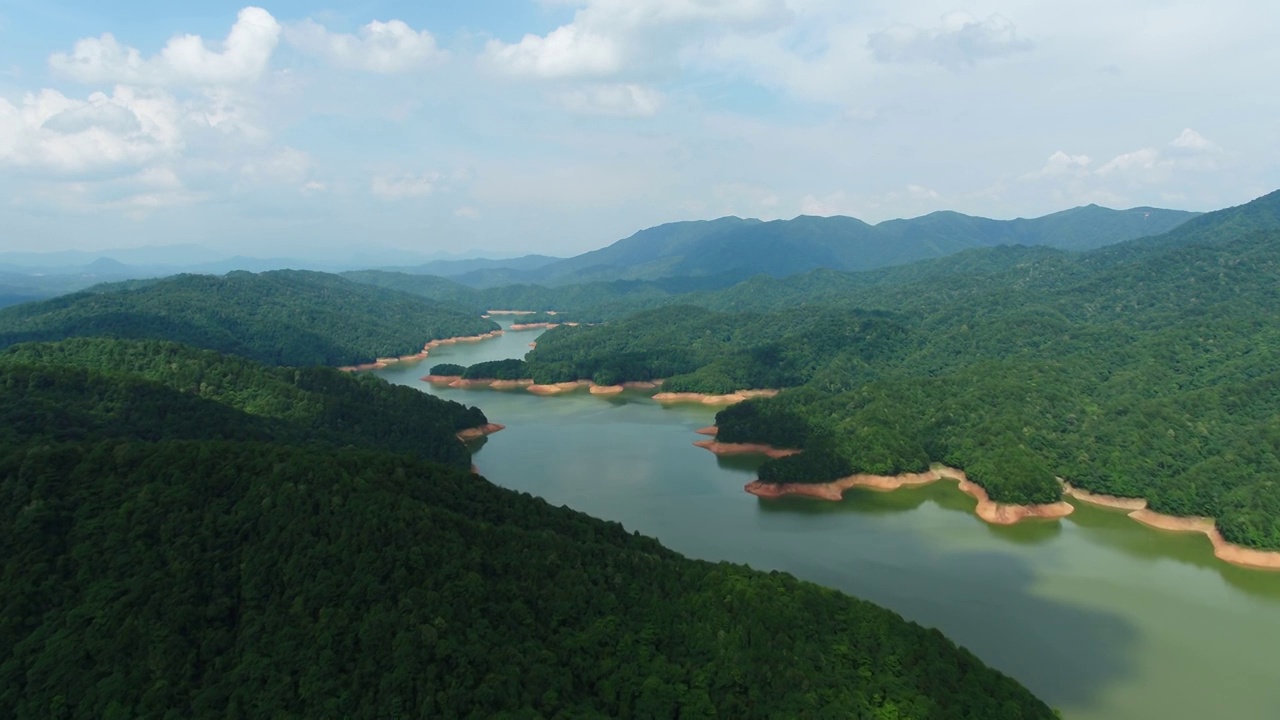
[1,0,1277,259]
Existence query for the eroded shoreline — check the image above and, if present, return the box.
[653,389,780,405]
[693,427,1072,525]
[421,374,776,405]
[1062,482,1280,570]
[744,467,1075,525]
[338,330,505,372]
[456,423,506,442]
[691,428,1279,568]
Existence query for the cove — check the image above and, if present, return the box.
[374,320,1280,720]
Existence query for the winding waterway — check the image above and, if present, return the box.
[375,320,1280,720]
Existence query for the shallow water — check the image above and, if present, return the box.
[375,321,1280,720]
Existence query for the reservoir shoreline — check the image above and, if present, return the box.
[1063,482,1280,570]
[361,325,1280,572]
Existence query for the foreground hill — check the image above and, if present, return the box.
[0,340,1054,718]
[524,190,1280,549]
[0,270,498,367]
[424,204,1195,287]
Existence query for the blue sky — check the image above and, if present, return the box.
[1,1,1277,258]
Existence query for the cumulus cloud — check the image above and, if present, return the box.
[1025,129,1220,198]
[868,12,1032,68]
[1095,147,1164,177]
[486,25,623,80]
[284,18,447,73]
[0,86,183,176]
[371,173,439,200]
[1026,151,1093,179]
[558,83,664,116]
[483,0,790,80]
[1170,127,1216,152]
[49,7,280,86]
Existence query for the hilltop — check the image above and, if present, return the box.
[0,270,498,367]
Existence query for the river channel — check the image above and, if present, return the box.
[374,320,1280,720]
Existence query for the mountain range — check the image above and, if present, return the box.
[433,204,1198,287]
[0,203,1199,309]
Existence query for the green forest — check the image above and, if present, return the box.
[0,336,1055,718]
[525,190,1280,548]
[0,270,498,367]
[0,338,487,469]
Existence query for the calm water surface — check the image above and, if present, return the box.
[376,321,1280,720]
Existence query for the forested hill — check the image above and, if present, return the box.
[0,337,487,469]
[0,270,498,367]
[342,269,747,321]
[409,203,1195,287]
[0,344,1055,717]
[525,190,1280,549]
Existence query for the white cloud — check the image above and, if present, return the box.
[485,25,623,79]
[1026,151,1093,179]
[371,173,439,200]
[483,0,791,79]
[300,180,326,194]
[0,86,183,176]
[191,87,266,139]
[1170,127,1216,152]
[285,19,447,73]
[868,12,1033,68]
[49,7,280,86]
[1021,128,1224,207]
[559,83,664,116]
[454,205,480,218]
[1095,147,1164,177]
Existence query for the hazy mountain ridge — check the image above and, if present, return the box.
[519,189,1280,548]
[442,204,1197,288]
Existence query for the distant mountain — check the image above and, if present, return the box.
[341,269,753,320]
[397,254,563,277]
[519,189,1280,548]
[0,270,498,366]
[450,205,1197,287]
[0,244,225,270]
[0,248,521,306]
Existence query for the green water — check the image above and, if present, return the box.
[376,322,1280,720]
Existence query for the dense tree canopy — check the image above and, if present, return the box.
[0,270,498,367]
[0,338,487,469]
[525,190,1280,547]
[0,338,1055,718]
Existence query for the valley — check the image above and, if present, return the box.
[375,320,1280,720]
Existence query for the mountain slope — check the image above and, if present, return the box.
[0,270,498,366]
[523,190,1280,548]
[0,340,1055,718]
[0,338,488,468]
[459,204,1196,287]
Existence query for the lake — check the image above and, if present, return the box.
[375,320,1280,720]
